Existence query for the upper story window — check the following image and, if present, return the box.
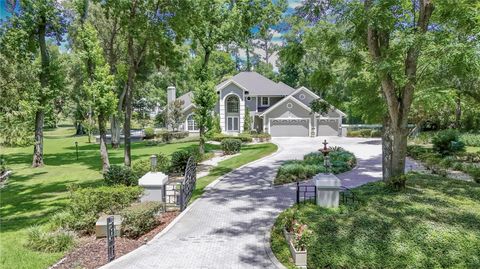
[226,95,239,113]
[261,96,270,107]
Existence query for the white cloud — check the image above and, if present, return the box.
[288,0,302,9]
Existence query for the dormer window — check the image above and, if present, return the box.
[261,97,270,107]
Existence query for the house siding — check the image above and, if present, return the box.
[245,96,257,112]
[293,89,316,106]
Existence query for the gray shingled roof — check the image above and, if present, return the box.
[178,72,296,106]
[177,91,193,109]
[217,72,296,96]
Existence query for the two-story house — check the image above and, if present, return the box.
[167,72,345,137]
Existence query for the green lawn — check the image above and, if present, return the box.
[0,127,276,269]
[271,173,480,269]
[466,146,480,153]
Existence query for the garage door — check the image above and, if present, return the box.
[270,119,310,137]
[317,119,339,136]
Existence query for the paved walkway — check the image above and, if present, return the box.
[103,137,390,269]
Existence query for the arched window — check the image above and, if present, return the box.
[226,95,239,113]
[187,114,199,131]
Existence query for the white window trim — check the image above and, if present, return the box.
[186,113,199,132]
[260,96,270,107]
[299,94,306,100]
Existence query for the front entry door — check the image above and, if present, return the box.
[227,117,239,132]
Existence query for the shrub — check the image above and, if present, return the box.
[103,165,137,186]
[121,202,164,238]
[26,226,75,252]
[211,133,252,143]
[170,150,191,174]
[252,133,271,142]
[221,138,242,155]
[370,129,382,137]
[132,153,170,177]
[432,129,465,155]
[58,185,142,233]
[466,166,480,183]
[144,127,155,140]
[159,131,189,143]
[460,133,480,147]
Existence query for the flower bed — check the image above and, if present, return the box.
[275,148,356,185]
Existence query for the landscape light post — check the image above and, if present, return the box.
[319,139,331,173]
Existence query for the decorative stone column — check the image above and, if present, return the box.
[138,172,169,202]
[314,173,341,208]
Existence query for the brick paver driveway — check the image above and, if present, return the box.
[103,137,385,269]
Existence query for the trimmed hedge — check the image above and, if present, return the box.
[432,129,465,156]
[158,131,189,143]
[121,202,164,238]
[211,133,252,143]
[144,127,155,140]
[221,138,242,155]
[347,128,382,138]
[275,150,356,185]
[132,153,170,177]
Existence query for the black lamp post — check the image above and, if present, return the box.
[75,141,79,160]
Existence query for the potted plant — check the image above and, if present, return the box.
[282,211,310,268]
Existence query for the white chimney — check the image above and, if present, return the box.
[167,86,176,104]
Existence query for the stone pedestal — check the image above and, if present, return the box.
[314,173,341,208]
[95,215,122,238]
[138,172,169,202]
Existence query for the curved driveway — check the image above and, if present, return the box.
[103,137,385,269]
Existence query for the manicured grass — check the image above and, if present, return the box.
[0,127,208,269]
[191,143,278,202]
[271,173,480,269]
[467,146,480,153]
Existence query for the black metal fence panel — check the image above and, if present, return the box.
[296,182,317,204]
[107,216,115,262]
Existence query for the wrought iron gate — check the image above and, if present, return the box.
[296,182,317,204]
[164,156,197,211]
[180,156,196,211]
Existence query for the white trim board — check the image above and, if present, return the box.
[260,95,312,116]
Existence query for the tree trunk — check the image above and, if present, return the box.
[110,115,121,148]
[32,17,49,167]
[455,93,461,129]
[32,110,45,167]
[199,125,205,155]
[75,121,85,135]
[98,112,110,172]
[124,67,134,167]
[382,116,408,180]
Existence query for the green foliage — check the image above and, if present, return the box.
[310,99,330,115]
[25,226,75,253]
[164,99,186,132]
[103,165,137,186]
[432,129,465,156]
[386,174,408,191]
[57,185,142,234]
[221,138,242,155]
[243,108,252,132]
[169,150,192,175]
[144,128,155,140]
[211,133,253,143]
[275,150,356,184]
[193,80,218,152]
[460,133,480,147]
[347,128,381,138]
[132,153,170,177]
[252,133,271,142]
[120,202,164,238]
[211,114,222,135]
[272,174,480,268]
[0,155,7,174]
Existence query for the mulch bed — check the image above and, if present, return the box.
[53,211,179,269]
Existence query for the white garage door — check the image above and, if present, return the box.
[317,119,339,136]
[270,119,310,137]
